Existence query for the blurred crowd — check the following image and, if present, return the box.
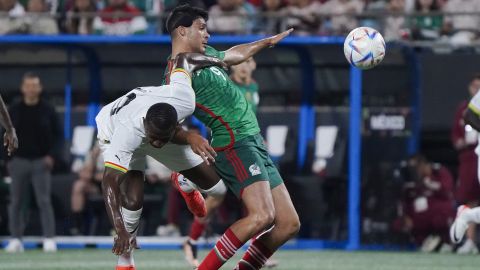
[0,0,480,44]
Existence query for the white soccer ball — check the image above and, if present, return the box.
[344,27,386,70]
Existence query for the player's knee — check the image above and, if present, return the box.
[250,210,275,232]
[286,216,301,238]
[122,197,143,210]
[72,180,85,193]
[276,213,300,239]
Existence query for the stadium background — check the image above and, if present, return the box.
[0,0,479,264]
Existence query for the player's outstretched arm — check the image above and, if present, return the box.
[223,28,293,66]
[464,108,480,132]
[0,95,17,156]
[170,125,216,165]
[102,168,132,255]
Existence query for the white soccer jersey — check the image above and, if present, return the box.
[95,71,201,173]
[468,90,480,168]
[469,90,480,115]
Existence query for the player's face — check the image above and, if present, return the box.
[232,57,255,78]
[185,18,210,54]
[21,77,42,100]
[144,121,175,149]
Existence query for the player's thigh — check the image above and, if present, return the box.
[146,143,203,172]
[270,183,300,232]
[180,162,221,190]
[242,181,275,218]
[215,136,279,198]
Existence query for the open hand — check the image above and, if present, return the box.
[113,230,136,255]
[187,133,217,165]
[267,28,294,48]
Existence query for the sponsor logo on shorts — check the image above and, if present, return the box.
[249,163,261,176]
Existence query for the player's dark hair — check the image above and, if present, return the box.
[22,71,40,82]
[145,103,178,137]
[472,73,480,82]
[166,4,208,35]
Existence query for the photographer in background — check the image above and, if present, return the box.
[394,154,455,252]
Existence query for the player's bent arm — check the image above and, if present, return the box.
[0,95,14,132]
[102,167,129,235]
[223,28,294,66]
[170,125,193,145]
[170,125,216,164]
[464,107,480,132]
[0,95,18,155]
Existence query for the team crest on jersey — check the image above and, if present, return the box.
[249,163,261,176]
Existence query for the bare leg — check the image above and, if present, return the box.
[235,184,300,269]
[180,162,220,190]
[71,179,89,212]
[197,181,275,270]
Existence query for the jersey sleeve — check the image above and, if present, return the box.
[205,45,225,60]
[468,91,480,115]
[103,125,142,173]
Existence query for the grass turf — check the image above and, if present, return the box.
[1,249,480,270]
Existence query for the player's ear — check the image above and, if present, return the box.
[178,26,187,37]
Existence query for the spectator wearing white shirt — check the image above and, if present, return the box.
[93,0,148,35]
[318,0,364,36]
[25,0,59,34]
[207,0,249,35]
[0,0,26,34]
[443,0,480,45]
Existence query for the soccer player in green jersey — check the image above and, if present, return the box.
[165,5,299,270]
[181,57,279,268]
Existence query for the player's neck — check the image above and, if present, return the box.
[171,42,194,58]
[231,74,251,85]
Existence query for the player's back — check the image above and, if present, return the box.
[191,65,260,149]
[96,84,195,141]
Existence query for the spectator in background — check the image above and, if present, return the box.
[230,57,259,114]
[207,0,249,34]
[259,0,285,34]
[4,72,62,253]
[0,0,26,34]
[410,0,442,40]
[443,0,480,46]
[318,0,364,36]
[93,0,148,35]
[450,74,480,254]
[282,0,321,36]
[24,0,59,34]
[69,143,103,235]
[0,0,25,16]
[394,155,455,252]
[383,0,409,41]
[65,0,97,35]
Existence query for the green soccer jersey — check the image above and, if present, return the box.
[162,46,260,150]
[235,81,259,114]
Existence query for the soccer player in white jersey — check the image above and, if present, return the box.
[96,52,227,270]
[451,83,480,245]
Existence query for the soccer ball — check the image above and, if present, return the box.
[344,27,386,70]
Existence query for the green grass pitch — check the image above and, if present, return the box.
[1,249,480,270]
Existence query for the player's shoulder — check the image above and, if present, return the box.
[204,45,225,59]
